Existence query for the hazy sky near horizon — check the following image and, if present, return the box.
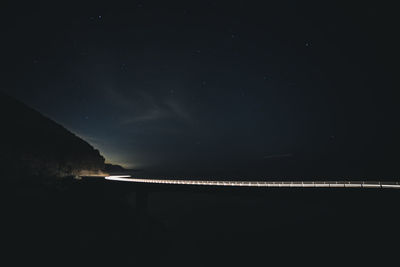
[2,0,398,175]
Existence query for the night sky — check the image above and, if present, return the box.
[2,1,398,177]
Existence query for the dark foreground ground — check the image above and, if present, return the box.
[1,177,399,266]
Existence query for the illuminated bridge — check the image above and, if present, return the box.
[94,175,400,215]
[105,176,400,189]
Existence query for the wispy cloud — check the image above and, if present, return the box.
[263,153,293,159]
[120,108,166,124]
[104,88,193,125]
[165,99,192,123]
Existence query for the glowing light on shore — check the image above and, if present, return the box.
[104,176,400,189]
[79,170,109,177]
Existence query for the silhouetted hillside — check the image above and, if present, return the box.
[104,163,126,173]
[0,92,105,180]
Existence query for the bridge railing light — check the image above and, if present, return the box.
[103,176,399,189]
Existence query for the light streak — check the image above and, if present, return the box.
[104,176,400,189]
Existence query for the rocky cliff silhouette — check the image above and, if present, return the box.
[0,92,105,180]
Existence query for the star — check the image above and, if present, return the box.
[120,63,127,71]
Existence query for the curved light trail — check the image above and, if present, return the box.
[105,176,400,189]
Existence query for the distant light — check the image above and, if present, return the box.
[105,175,132,182]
